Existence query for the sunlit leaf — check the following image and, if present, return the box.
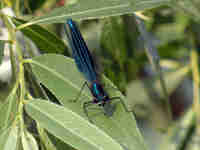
[0,125,19,150]
[17,0,172,28]
[22,130,39,150]
[0,127,10,149]
[25,99,125,150]
[17,0,132,27]
[27,54,147,150]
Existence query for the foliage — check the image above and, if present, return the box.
[0,0,200,150]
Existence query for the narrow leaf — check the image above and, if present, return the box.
[22,130,39,150]
[163,110,195,150]
[0,84,18,130]
[37,125,58,150]
[17,0,132,27]
[155,66,190,97]
[2,125,18,150]
[25,99,124,150]
[13,18,68,54]
[17,0,171,28]
[47,133,75,150]
[27,54,147,150]
[0,127,10,150]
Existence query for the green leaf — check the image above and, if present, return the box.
[22,130,39,150]
[162,110,195,150]
[47,133,75,150]
[13,18,68,54]
[18,0,132,26]
[0,82,12,103]
[0,40,5,65]
[17,0,171,28]
[25,99,125,150]
[37,126,58,150]
[0,84,18,130]
[100,16,140,91]
[131,0,170,11]
[0,125,19,150]
[0,127,10,149]
[154,66,190,97]
[28,54,147,150]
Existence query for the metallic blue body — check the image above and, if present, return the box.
[66,19,97,82]
[65,19,109,105]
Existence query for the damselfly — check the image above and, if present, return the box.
[65,19,125,122]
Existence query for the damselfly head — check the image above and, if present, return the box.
[66,19,75,28]
[103,102,116,117]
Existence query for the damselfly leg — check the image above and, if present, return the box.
[83,97,131,123]
[83,101,103,123]
[70,81,90,103]
[109,97,131,112]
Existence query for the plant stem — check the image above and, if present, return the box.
[135,14,172,123]
[3,13,26,133]
[190,49,200,135]
[14,0,20,17]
